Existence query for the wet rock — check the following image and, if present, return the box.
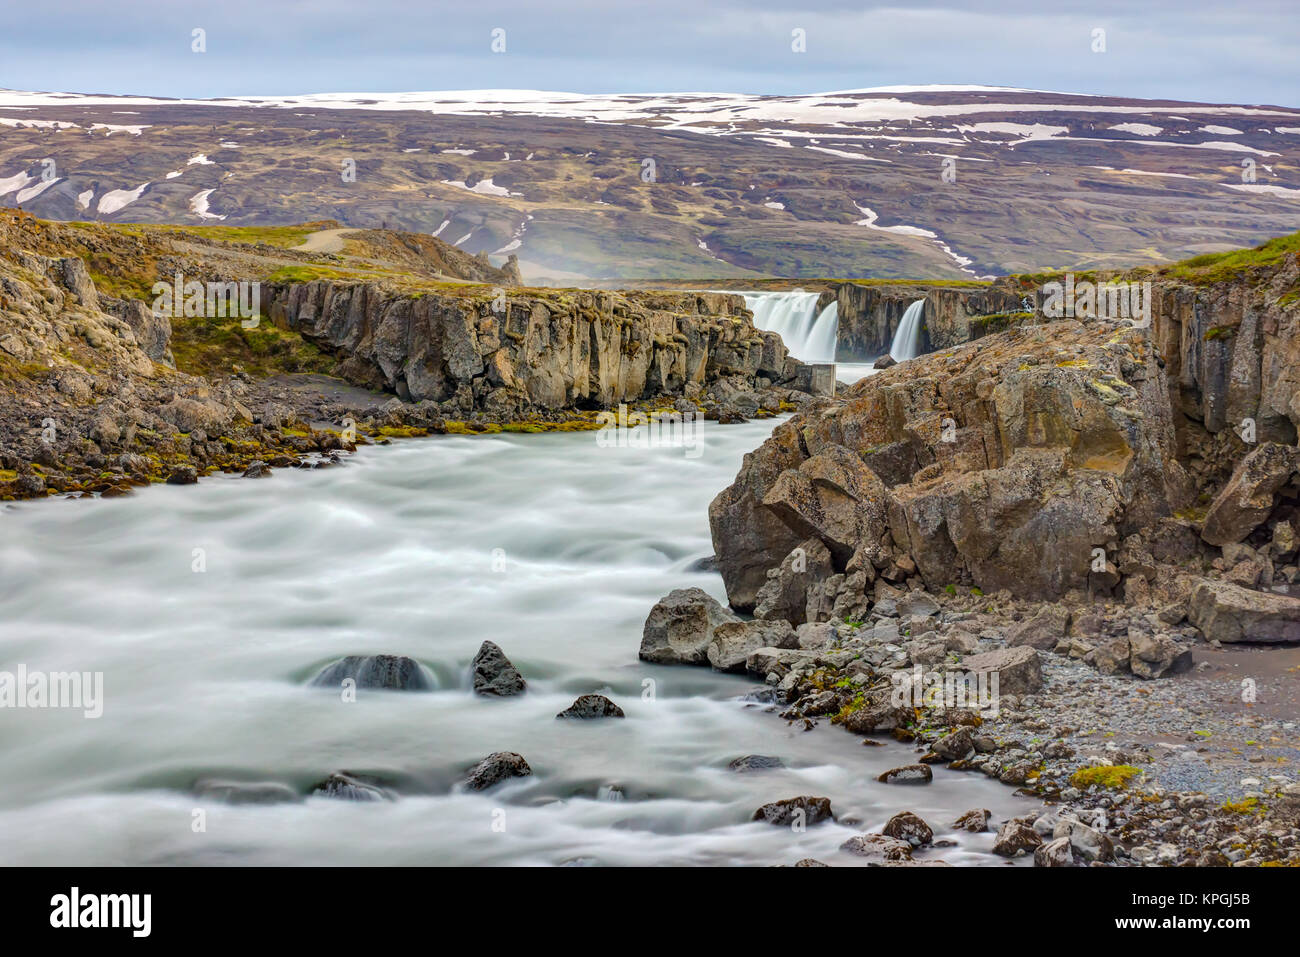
[639,587,740,665]
[165,466,198,485]
[839,833,913,862]
[953,808,990,832]
[792,858,831,867]
[992,820,1043,857]
[556,694,625,719]
[312,772,391,801]
[728,754,785,772]
[961,645,1044,695]
[471,640,527,696]
[752,795,834,826]
[882,811,934,846]
[465,751,532,791]
[242,460,269,478]
[1188,578,1300,643]
[706,618,798,672]
[877,764,933,785]
[841,703,913,735]
[310,654,434,690]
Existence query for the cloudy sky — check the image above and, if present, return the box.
[3,0,1297,106]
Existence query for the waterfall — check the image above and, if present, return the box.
[741,291,839,363]
[889,299,926,361]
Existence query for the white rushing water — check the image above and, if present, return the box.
[742,292,839,363]
[889,299,927,362]
[0,421,1032,865]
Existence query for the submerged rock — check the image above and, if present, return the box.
[556,694,625,719]
[311,772,391,802]
[727,754,785,772]
[309,654,434,691]
[465,752,532,791]
[471,640,526,696]
[752,796,834,826]
[191,778,301,805]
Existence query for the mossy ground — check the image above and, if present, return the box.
[169,315,335,378]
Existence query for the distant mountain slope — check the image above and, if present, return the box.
[2,86,1299,281]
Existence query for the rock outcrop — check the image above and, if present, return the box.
[710,321,1189,609]
[265,283,808,413]
[829,282,1027,359]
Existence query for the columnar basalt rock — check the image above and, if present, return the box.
[264,283,806,412]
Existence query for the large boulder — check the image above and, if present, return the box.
[709,323,1189,605]
[1188,578,1300,643]
[639,587,740,665]
[961,645,1044,696]
[1007,604,1071,649]
[1201,443,1300,545]
[753,538,834,625]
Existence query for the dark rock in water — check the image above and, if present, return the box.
[687,555,719,573]
[192,778,301,805]
[465,751,532,791]
[873,354,897,369]
[312,772,391,801]
[728,754,785,772]
[953,808,991,832]
[166,466,198,485]
[556,694,625,719]
[471,640,526,696]
[752,795,833,826]
[882,811,934,846]
[310,654,433,691]
[791,858,831,867]
[877,764,933,785]
[839,833,912,862]
[242,460,270,478]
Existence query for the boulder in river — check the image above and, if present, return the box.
[309,654,434,691]
[639,587,739,665]
[556,694,625,719]
[728,754,785,773]
[882,811,934,846]
[752,796,834,826]
[877,764,933,785]
[992,819,1043,857]
[839,833,912,862]
[465,752,532,791]
[471,641,527,696]
[953,808,990,832]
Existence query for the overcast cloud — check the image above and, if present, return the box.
[1,0,1297,105]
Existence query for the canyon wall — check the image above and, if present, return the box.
[265,283,809,417]
[826,282,1027,359]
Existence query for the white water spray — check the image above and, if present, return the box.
[889,299,926,362]
[742,292,839,363]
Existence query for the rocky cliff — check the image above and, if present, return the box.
[826,282,1028,359]
[265,283,808,416]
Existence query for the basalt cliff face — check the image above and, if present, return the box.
[826,282,1027,359]
[265,283,808,416]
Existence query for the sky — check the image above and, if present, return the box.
[2,0,1298,106]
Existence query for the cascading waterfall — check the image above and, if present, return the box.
[889,299,926,362]
[742,291,839,363]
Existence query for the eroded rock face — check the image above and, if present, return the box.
[1201,443,1300,546]
[710,322,1189,606]
[266,283,805,411]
